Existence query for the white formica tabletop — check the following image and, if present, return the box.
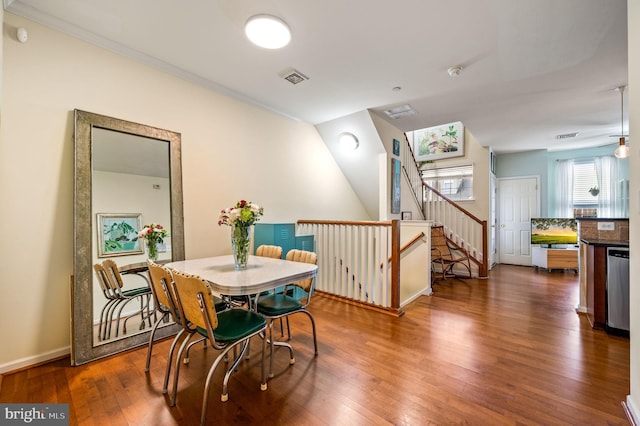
[165,255,317,297]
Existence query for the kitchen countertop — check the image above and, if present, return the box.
[575,218,629,220]
[580,238,629,247]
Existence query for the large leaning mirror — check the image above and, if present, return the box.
[72,109,184,365]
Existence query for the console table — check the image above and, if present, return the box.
[531,246,578,271]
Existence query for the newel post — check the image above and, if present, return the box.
[391,219,401,309]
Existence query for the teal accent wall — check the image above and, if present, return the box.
[496,143,629,217]
[495,149,549,214]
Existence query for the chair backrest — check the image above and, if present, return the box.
[170,270,219,335]
[147,260,178,318]
[256,244,283,259]
[285,249,318,293]
[102,259,125,289]
[430,226,453,260]
[93,263,115,298]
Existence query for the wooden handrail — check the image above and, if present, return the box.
[382,232,426,269]
[425,183,484,224]
[298,219,392,227]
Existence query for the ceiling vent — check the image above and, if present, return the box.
[279,68,309,85]
[556,132,578,140]
[384,104,416,119]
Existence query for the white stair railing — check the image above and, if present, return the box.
[297,220,395,308]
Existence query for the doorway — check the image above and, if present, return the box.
[497,176,540,266]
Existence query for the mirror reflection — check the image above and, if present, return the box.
[91,128,173,345]
[73,109,184,365]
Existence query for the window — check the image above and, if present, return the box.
[572,161,598,206]
[422,165,473,201]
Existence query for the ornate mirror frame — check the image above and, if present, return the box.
[72,109,184,365]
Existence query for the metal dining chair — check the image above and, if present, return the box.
[256,249,318,377]
[256,244,283,259]
[100,259,153,339]
[146,261,227,395]
[93,263,120,341]
[169,269,268,425]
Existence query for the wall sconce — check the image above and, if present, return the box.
[339,132,359,151]
[245,15,291,49]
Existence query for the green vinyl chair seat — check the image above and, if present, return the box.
[256,294,302,317]
[195,308,266,342]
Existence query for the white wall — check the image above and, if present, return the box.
[370,112,424,220]
[0,13,369,370]
[627,0,639,420]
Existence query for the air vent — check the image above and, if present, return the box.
[279,68,309,85]
[384,104,416,119]
[556,132,578,139]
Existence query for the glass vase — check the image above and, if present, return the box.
[231,226,251,270]
[146,240,158,261]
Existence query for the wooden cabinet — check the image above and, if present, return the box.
[531,247,578,271]
[585,244,607,329]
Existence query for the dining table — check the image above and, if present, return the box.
[165,254,318,373]
[164,254,318,299]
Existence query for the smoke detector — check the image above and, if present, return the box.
[447,66,463,77]
[279,68,309,85]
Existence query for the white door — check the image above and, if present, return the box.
[498,177,539,266]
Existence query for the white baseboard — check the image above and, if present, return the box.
[0,347,70,375]
[625,395,639,425]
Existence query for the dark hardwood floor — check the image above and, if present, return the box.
[0,265,630,425]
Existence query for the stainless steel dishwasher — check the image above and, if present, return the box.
[606,247,629,334]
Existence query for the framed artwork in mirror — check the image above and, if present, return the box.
[96,213,143,257]
[413,121,464,161]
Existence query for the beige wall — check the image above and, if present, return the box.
[0,13,368,370]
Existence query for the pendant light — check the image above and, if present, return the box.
[614,86,629,159]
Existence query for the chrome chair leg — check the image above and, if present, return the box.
[162,329,185,394]
[170,332,195,406]
[145,311,169,372]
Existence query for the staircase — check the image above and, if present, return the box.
[401,136,488,278]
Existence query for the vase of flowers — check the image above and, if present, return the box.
[218,200,264,269]
[138,223,168,261]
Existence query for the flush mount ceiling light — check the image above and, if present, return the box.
[245,14,291,49]
[613,86,630,159]
[339,132,359,151]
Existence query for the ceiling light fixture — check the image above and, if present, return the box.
[613,85,629,159]
[447,65,463,77]
[339,132,359,151]
[245,14,291,49]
